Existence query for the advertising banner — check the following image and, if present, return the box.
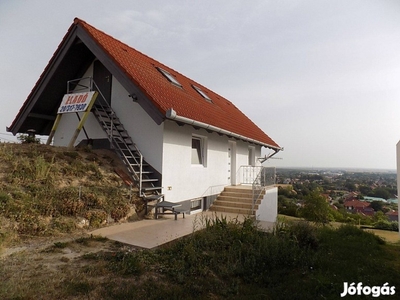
[57,91,95,114]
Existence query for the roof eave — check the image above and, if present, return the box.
[165,108,282,151]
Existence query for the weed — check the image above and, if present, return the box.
[62,150,79,159]
[63,280,93,297]
[53,241,68,248]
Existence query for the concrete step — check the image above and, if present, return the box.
[211,200,259,210]
[209,205,254,215]
[209,186,265,215]
[216,195,263,203]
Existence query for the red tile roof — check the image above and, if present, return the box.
[74,18,280,149]
[344,199,370,209]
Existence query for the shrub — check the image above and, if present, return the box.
[84,210,107,228]
[286,221,319,250]
[18,133,40,144]
[373,220,399,232]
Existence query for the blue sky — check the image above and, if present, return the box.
[1,0,400,169]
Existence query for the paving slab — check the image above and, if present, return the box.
[91,211,275,249]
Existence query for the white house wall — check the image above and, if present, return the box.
[53,112,107,146]
[256,187,278,222]
[162,120,260,203]
[110,79,164,173]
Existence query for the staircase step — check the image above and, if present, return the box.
[214,196,261,206]
[212,201,260,210]
[142,186,163,192]
[115,125,126,131]
[217,195,263,202]
[209,205,254,215]
[115,138,133,145]
[127,162,149,168]
[141,178,159,183]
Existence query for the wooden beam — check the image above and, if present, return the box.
[67,92,98,149]
[46,114,63,145]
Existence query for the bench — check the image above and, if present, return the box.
[155,201,189,220]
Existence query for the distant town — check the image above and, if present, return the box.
[276,168,398,230]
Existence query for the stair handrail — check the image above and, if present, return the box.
[90,80,145,194]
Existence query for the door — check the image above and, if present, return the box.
[93,60,112,105]
[228,141,237,185]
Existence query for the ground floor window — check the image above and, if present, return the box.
[190,198,203,212]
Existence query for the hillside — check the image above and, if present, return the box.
[0,143,142,247]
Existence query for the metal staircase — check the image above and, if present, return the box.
[91,100,163,203]
[65,77,163,209]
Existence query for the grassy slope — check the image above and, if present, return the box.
[0,143,140,246]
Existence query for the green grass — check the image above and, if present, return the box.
[54,218,400,299]
[1,217,399,299]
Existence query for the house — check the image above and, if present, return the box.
[7,18,281,221]
[386,210,398,222]
[344,199,374,216]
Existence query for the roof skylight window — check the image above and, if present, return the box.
[156,67,182,87]
[192,85,212,102]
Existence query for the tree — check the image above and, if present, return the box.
[369,201,384,212]
[358,185,372,196]
[371,187,391,200]
[18,133,40,144]
[373,211,388,223]
[300,190,332,225]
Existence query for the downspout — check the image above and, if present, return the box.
[165,108,283,152]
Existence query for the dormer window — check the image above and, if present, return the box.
[192,85,212,102]
[156,67,182,87]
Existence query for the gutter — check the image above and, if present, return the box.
[165,108,282,153]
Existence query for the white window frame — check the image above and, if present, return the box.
[191,135,207,166]
[192,85,212,102]
[156,67,182,87]
[248,146,256,166]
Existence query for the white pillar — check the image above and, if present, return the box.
[396,141,400,235]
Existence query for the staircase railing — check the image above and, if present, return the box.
[251,167,276,215]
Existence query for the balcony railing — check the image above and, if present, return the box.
[237,165,275,186]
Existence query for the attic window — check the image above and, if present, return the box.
[192,85,212,102]
[156,67,182,87]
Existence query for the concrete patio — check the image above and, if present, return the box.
[91,211,275,249]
